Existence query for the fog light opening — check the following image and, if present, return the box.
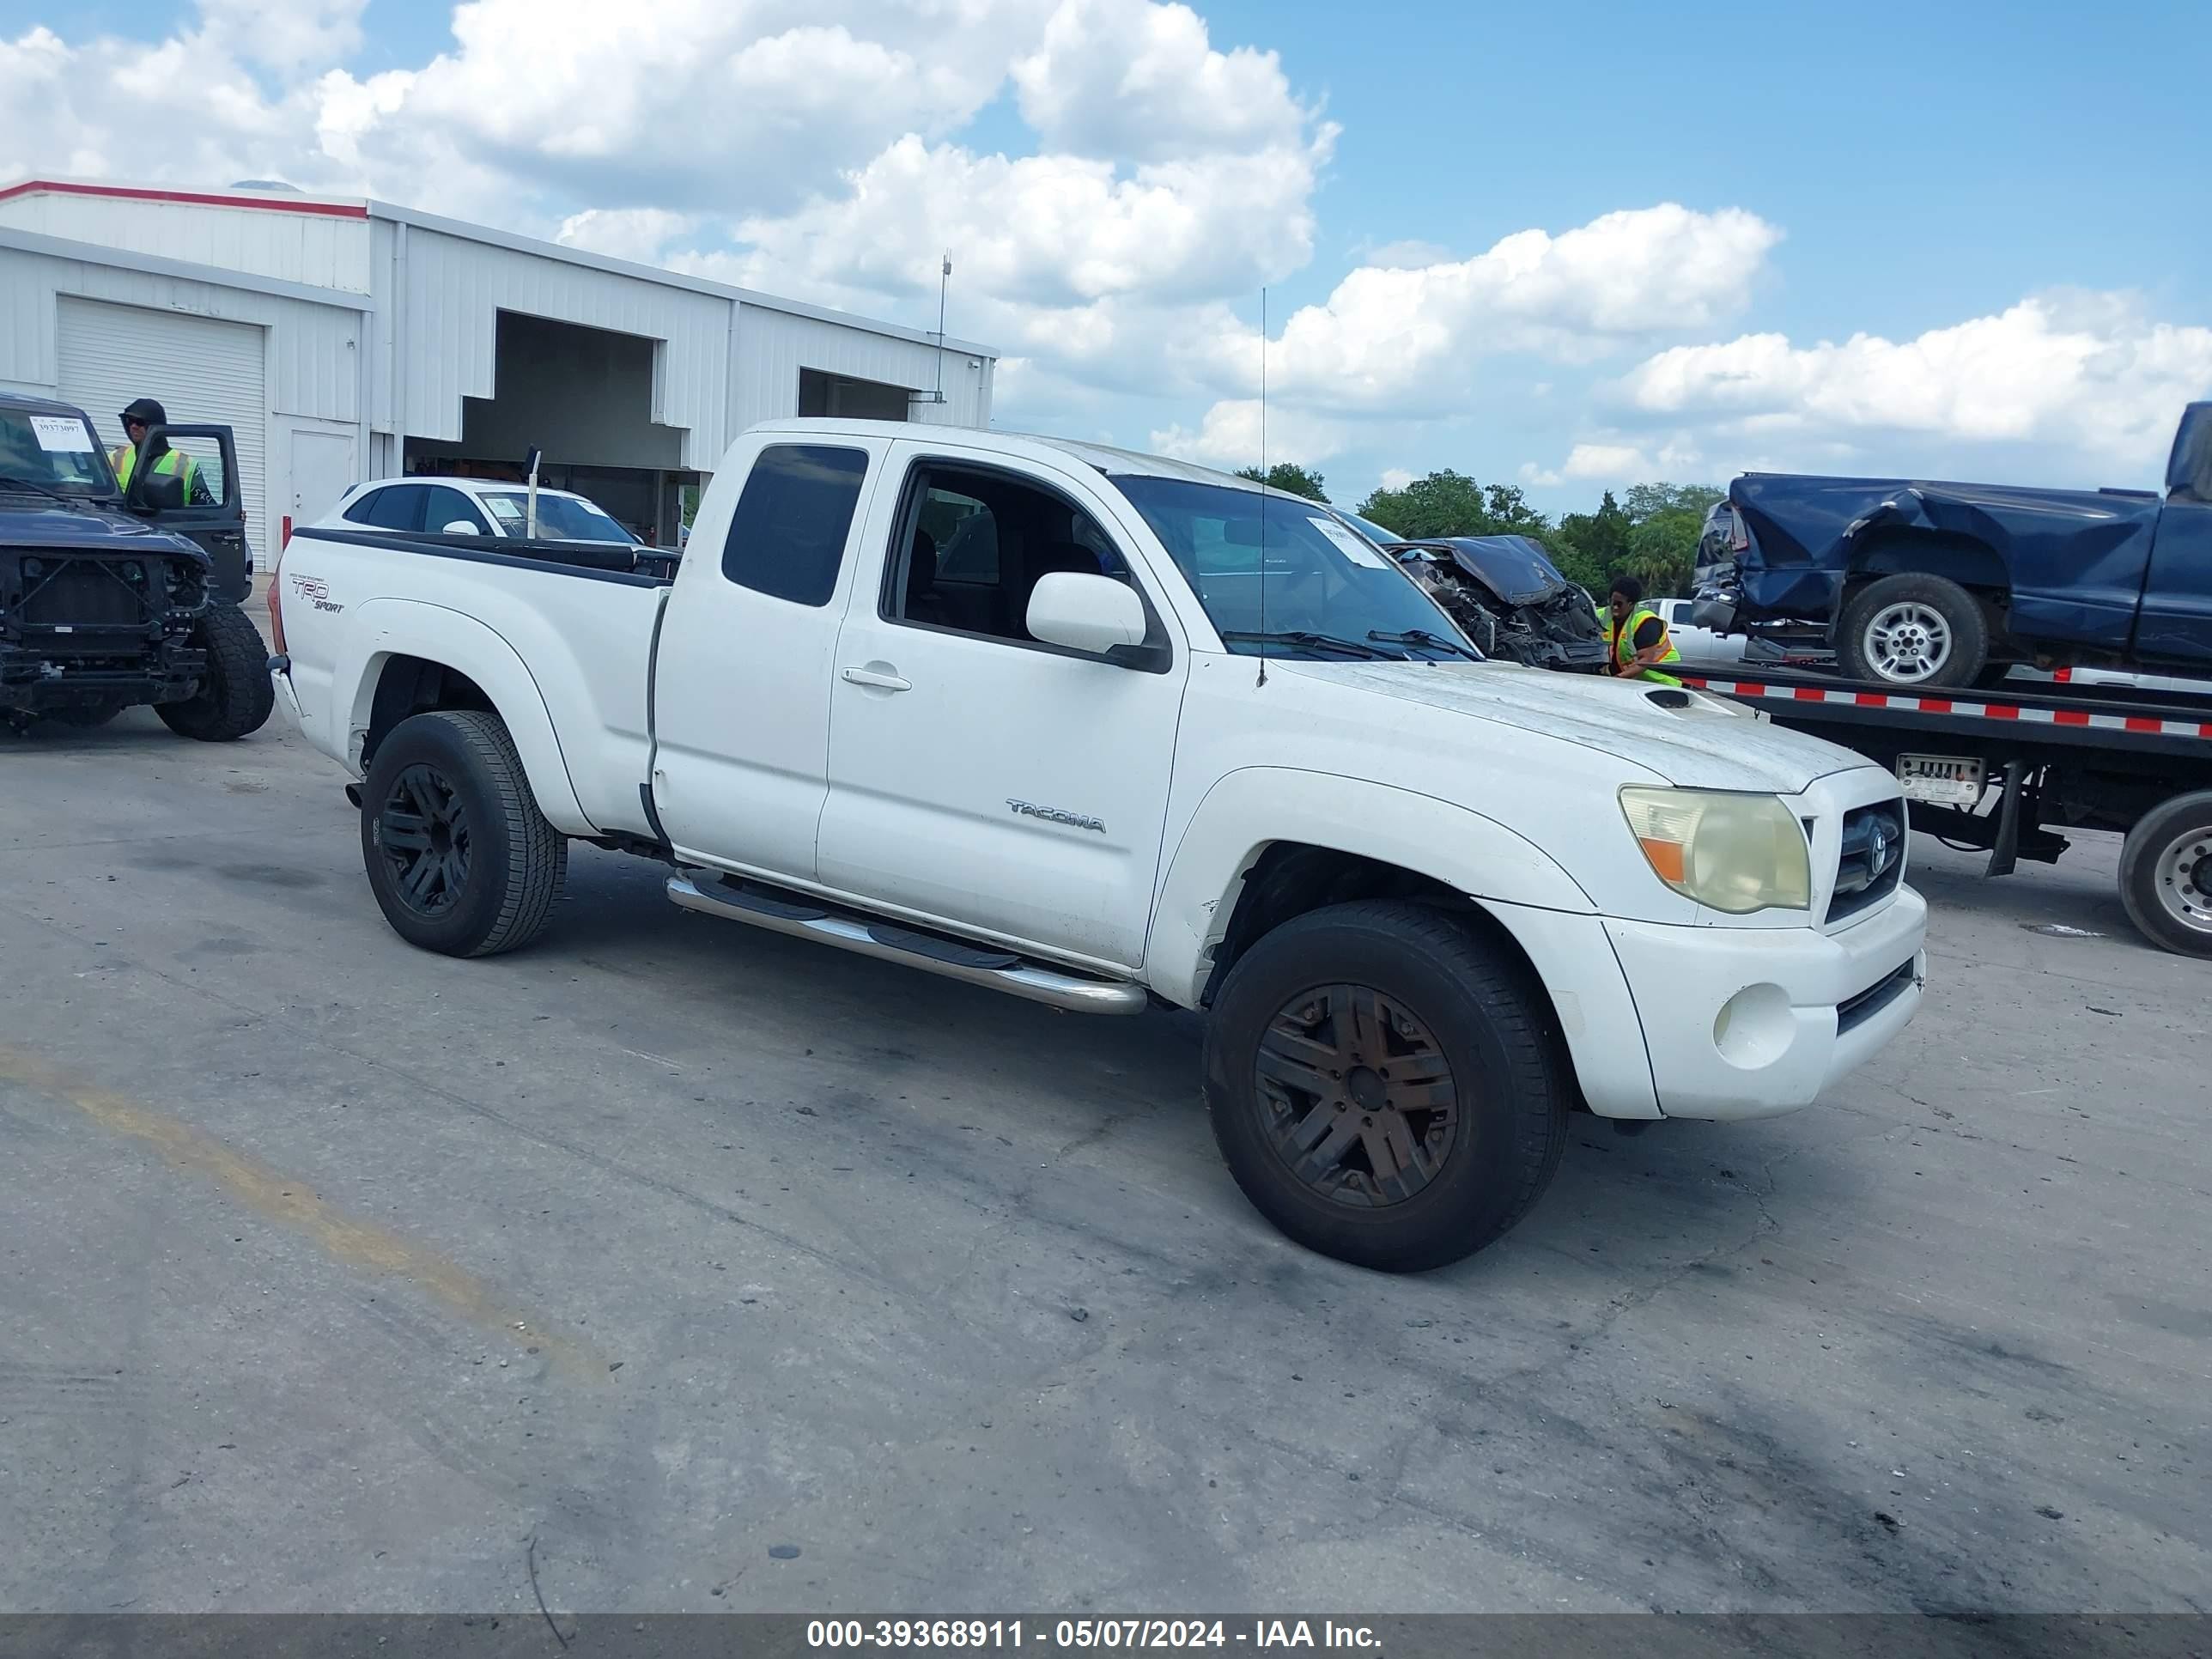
[1713,982,1794,1071]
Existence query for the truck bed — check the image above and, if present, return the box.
[276,525,672,838]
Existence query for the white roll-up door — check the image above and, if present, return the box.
[58,297,270,569]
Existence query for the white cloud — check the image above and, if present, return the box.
[1149,399,1349,467]
[1378,467,1413,491]
[1196,204,1782,414]
[1520,438,1706,487]
[556,207,700,264]
[1619,293,2212,463]
[197,0,363,70]
[1011,0,1309,161]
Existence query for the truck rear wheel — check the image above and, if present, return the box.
[1202,901,1569,1273]
[1838,574,1990,689]
[156,602,276,741]
[360,709,567,957]
[2119,790,2212,957]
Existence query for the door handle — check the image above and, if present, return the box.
[841,665,912,692]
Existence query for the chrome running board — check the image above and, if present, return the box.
[666,872,1147,1016]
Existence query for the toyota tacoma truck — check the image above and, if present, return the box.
[1,392,272,738]
[270,422,1928,1272]
[1696,402,2212,690]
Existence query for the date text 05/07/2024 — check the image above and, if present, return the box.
[806,1620,1384,1650]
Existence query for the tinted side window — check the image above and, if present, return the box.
[342,488,384,525]
[721,445,869,607]
[425,486,491,535]
[367,485,425,532]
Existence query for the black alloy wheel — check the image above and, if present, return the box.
[376,763,473,918]
[1255,983,1460,1207]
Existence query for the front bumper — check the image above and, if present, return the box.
[1603,886,1927,1120]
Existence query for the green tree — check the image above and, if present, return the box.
[1621,507,1703,596]
[1235,461,1329,502]
[1354,470,1554,541]
[1621,482,1723,525]
[1553,489,1631,580]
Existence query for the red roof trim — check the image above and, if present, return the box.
[0,179,367,219]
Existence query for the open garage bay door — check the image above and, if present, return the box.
[58,297,269,570]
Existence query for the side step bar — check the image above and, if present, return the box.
[666,872,1148,1016]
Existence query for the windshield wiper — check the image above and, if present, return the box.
[1219,629,1400,660]
[0,477,88,509]
[1369,628,1481,662]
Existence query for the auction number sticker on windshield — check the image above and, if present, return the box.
[485,496,526,521]
[1309,515,1389,568]
[30,416,94,453]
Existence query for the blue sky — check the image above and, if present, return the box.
[4,0,2207,510]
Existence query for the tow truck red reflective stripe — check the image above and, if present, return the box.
[2054,709,2091,726]
[1793,686,1825,700]
[1854,692,1887,706]
[1917,697,1952,713]
[1986,704,2020,720]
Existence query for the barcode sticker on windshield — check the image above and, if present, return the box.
[30,416,94,453]
[1309,515,1389,568]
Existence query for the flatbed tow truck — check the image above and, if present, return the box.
[1678,668,2212,957]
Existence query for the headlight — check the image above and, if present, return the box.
[1620,787,1811,914]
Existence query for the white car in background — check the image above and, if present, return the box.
[1654,596,1749,666]
[315,477,640,545]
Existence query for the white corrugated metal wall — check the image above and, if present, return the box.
[0,191,372,294]
[391,225,734,469]
[731,303,988,435]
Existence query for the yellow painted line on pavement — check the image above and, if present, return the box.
[0,1042,605,1383]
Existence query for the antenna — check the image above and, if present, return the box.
[933,252,951,409]
[1256,286,1268,689]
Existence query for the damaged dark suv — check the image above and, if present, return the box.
[1381,534,1609,672]
[1,394,271,738]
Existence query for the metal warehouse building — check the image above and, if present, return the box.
[0,178,998,566]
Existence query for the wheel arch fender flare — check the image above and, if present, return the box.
[338,599,593,836]
[1145,768,1598,1011]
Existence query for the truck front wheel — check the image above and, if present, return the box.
[360,709,567,957]
[156,601,276,741]
[2119,790,2212,957]
[1203,901,1569,1273]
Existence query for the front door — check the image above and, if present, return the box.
[815,443,1188,971]
[2136,497,2212,667]
[649,434,890,879]
[134,424,251,604]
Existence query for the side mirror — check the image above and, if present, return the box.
[441,520,482,535]
[1026,571,1148,658]
[2169,403,2212,501]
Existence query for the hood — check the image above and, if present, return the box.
[0,496,207,559]
[1431,536,1572,606]
[1280,659,1874,794]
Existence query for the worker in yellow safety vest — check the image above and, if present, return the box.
[1606,575,1684,685]
[110,398,212,506]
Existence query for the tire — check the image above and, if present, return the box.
[1202,900,1570,1273]
[1837,574,1990,690]
[359,709,568,957]
[156,602,276,741]
[2118,790,2212,957]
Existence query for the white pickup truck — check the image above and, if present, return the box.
[270,422,1927,1272]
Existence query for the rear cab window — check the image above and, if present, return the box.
[721,444,871,607]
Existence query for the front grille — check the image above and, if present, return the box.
[15,556,157,629]
[1838,957,1917,1035]
[1827,801,1907,924]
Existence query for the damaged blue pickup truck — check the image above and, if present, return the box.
[1696,402,2212,689]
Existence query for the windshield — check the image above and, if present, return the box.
[1115,477,1474,659]
[1333,508,1403,549]
[0,409,112,496]
[483,492,638,544]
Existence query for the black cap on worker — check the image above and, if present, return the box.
[120,397,167,428]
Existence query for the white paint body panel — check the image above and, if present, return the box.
[275,419,1927,1124]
